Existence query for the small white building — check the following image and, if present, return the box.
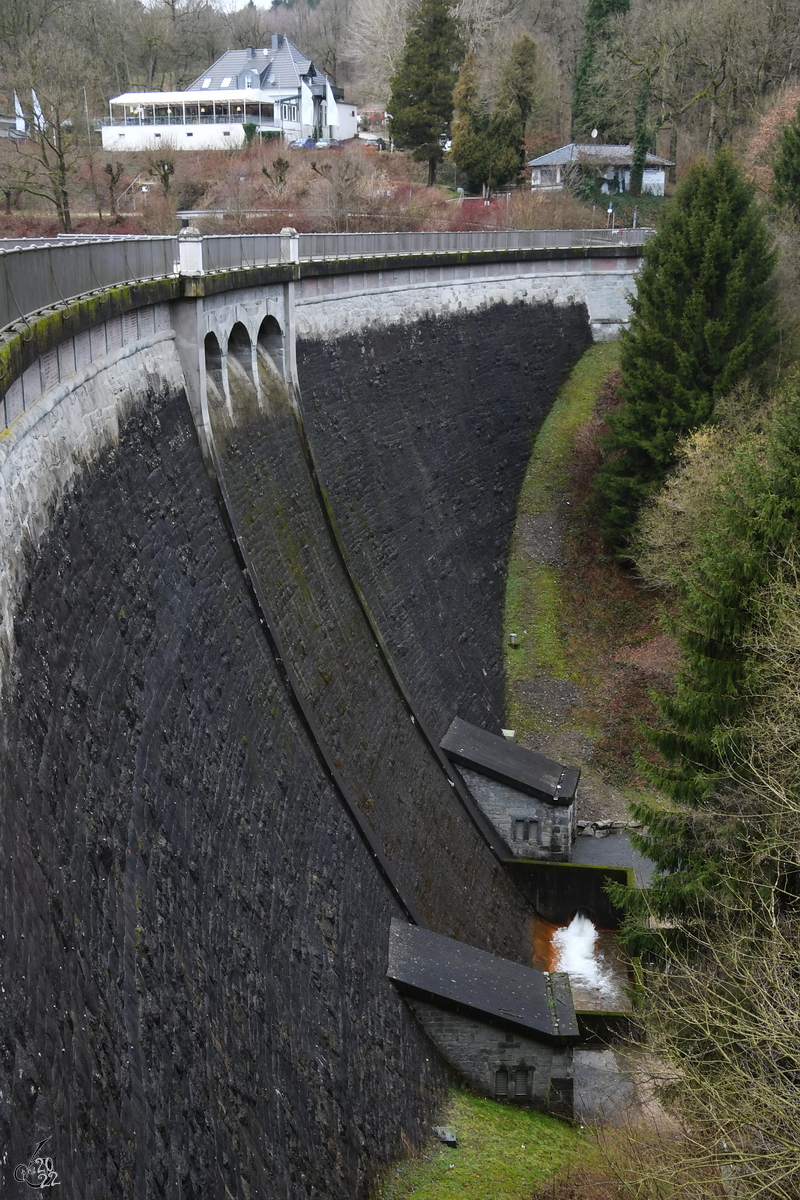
[102,36,359,152]
[529,143,673,196]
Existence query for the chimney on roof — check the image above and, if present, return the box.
[271,34,279,50]
[246,46,254,58]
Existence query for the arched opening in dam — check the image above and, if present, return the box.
[227,321,255,387]
[0,273,604,1197]
[257,313,285,383]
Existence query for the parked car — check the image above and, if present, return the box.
[289,137,317,149]
[315,138,341,149]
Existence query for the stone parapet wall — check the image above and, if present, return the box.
[295,257,636,342]
[2,303,174,428]
[0,319,181,695]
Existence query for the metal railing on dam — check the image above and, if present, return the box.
[0,228,647,333]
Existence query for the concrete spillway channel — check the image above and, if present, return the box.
[202,325,531,945]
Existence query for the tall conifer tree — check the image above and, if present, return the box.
[629,389,800,920]
[773,102,800,211]
[389,0,463,186]
[595,151,776,548]
[450,52,523,194]
[495,35,539,168]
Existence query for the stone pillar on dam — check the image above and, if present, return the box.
[0,245,634,1197]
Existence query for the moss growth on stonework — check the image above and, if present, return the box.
[1,277,180,403]
[373,1089,580,1199]
[504,341,621,734]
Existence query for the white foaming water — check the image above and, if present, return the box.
[552,910,625,1008]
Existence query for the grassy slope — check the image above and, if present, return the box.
[374,1091,580,1200]
[504,343,621,733]
[504,340,673,789]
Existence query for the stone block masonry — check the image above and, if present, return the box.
[408,1000,574,1114]
[297,301,593,742]
[208,381,533,953]
[0,373,449,1198]
[0,310,176,694]
[458,767,577,860]
[0,272,601,1195]
[295,257,636,342]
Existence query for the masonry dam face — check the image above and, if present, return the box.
[0,281,593,1197]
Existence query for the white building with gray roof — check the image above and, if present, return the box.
[101,35,358,152]
[529,143,673,196]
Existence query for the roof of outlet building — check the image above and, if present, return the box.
[387,919,579,1041]
[441,716,580,806]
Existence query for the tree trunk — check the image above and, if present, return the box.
[706,100,717,163]
[629,79,650,197]
[669,125,678,186]
[427,156,437,186]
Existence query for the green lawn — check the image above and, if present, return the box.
[374,1091,581,1200]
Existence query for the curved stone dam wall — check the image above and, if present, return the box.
[0,276,592,1197]
[296,299,592,738]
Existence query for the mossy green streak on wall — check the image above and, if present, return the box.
[375,1089,580,1199]
[504,343,621,732]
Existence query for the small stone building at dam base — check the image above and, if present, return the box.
[0,232,641,1198]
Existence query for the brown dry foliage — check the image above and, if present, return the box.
[552,367,675,784]
[741,83,800,196]
[573,368,625,483]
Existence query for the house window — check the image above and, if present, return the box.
[494,1069,508,1097]
[186,132,193,137]
[221,76,232,87]
[154,132,161,137]
[223,131,230,136]
[514,1068,529,1099]
[201,78,212,88]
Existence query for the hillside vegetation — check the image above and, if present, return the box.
[4,0,800,232]
[501,135,800,1199]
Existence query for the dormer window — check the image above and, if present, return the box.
[201,78,212,88]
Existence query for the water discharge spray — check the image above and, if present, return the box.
[552,909,626,1009]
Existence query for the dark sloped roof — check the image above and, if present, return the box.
[441,716,580,806]
[387,919,578,1041]
[529,142,673,168]
[186,37,321,93]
